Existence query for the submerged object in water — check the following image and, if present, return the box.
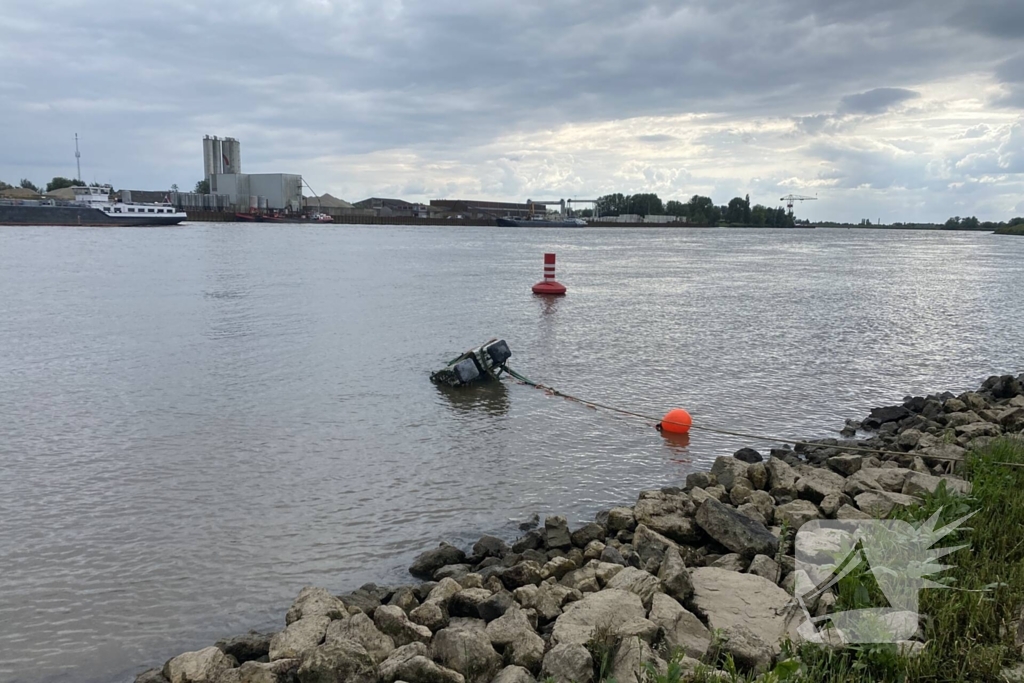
[430,339,512,387]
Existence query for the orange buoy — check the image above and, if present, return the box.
[660,408,692,434]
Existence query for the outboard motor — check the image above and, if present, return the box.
[431,339,512,387]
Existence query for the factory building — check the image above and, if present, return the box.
[211,173,303,212]
[429,199,537,220]
[203,136,241,180]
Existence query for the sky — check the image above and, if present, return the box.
[1,0,1023,223]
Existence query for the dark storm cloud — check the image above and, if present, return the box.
[839,88,921,115]
[951,0,1024,38]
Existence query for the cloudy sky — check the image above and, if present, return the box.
[2,0,1023,222]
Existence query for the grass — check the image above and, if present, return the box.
[994,225,1024,236]
[666,436,1024,683]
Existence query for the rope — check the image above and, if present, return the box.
[501,364,1010,466]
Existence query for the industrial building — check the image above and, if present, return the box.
[200,136,303,211]
[354,198,430,218]
[429,199,538,220]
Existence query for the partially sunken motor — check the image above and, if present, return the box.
[430,339,512,387]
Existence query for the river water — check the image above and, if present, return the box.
[0,225,1022,682]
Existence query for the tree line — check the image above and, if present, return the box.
[583,193,796,227]
[943,216,1024,231]
[0,177,104,193]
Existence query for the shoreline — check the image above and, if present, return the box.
[135,373,1024,683]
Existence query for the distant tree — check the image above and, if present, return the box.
[685,195,716,224]
[665,200,687,217]
[726,197,748,224]
[751,204,767,226]
[19,179,39,192]
[578,208,593,218]
[195,179,210,194]
[596,193,626,216]
[960,216,980,230]
[744,194,752,224]
[1010,217,1024,226]
[0,180,11,191]
[944,216,961,230]
[626,193,664,216]
[46,176,79,192]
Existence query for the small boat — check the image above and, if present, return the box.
[309,212,334,223]
[496,217,587,227]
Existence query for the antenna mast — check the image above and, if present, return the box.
[75,134,82,182]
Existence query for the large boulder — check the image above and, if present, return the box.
[540,643,593,683]
[711,456,753,490]
[609,638,667,682]
[689,568,798,671]
[842,467,910,497]
[296,640,376,683]
[734,448,763,464]
[794,468,846,503]
[648,593,711,659]
[540,556,577,582]
[485,607,545,672]
[378,643,465,683]
[516,581,578,622]
[956,422,1001,439]
[545,516,572,549]
[501,561,543,590]
[472,535,510,560]
[410,543,467,579]
[571,522,606,549]
[695,498,779,559]
[269,616,331,661]
[477,590,515,622]
[774,500,821,530]
[409,601,448,632]
[431,627,502,683]
[215,631,273,664]
[864,405,910,428]
[285,587,347,625]
[374,605,432,647]
[448,588,493,619]
[216,659,299,683]
[632,524,681,567]
[826,454,863,476]
[658,546,694,601]
[766,458,798,490]
[605,567,662,606]
[607,507,636,532]
[492,666,535,683]
[550,589,651,646]
[425,577,462,606]
[163,647,236,683]
[747,554,781,584]
[633,489,702,543]
[325,613,394,664]
[902,472,972,497]
[854,491,919,518]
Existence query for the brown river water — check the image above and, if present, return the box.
[0,225,1022,682]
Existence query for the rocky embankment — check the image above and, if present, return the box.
[136,374,1024,683]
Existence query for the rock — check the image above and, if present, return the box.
[733,447,763,463]
[269,616,330,661]
[378,643,465,683]
[695,498,779,559]
[689,568,797,671]
[982,374,1022,399]
[216,659,299,683]
[540,556,577,581]
[766,457,798,490]
[607,507,636,532]
[865,405,910,428]
[730,482,755,506]
[594,561,627,587]
[826,454,863,476]
[944,398,967,413]
[711,456,753,490]
[747,555,781,584]
[388,587,420,614]
[746,490,775,524]
[163,647,236,683]
[956,422,1001,439]
[540,643,593,683]
[819,492,851,519]
[918,442,967,467]
[492,666,535,683]
[599,545,626,566]
[836,504,872,520]
[501,561,543,590]
[605,567,663,606]
[409,601,448,632]
[774,500,821,530]
[747,462,769,490]
[425,577,462,606]
[903,472,971,497]
[544,516,572,549]
[631,524,681,567]
[431,627,502,683]
[855,491,920,517]
[896,430,924,450]
[296,640,376,683]
[285,587,347,625]
[511,530,544,553]
[485,607,545,671]
[686,471,712,489]
[711,553,747,572]
[843,467,911,496]
[434,565,472,581]
[705,485,729,502]
[737,503,767,527]
[448,588,493,619]
[216,631,273,664]
[648,592,710,658]
[518,581,577,622]
[634,489,702,543]
[795,468,846,503]
[472,535,509,560]
[583,540,606,561]
[325,613,395,664]
[477,590,514,622]
[609,638,667,682]
[374,605,432,647]
[135,670,169,683]
[570,523,606,548]
[459,574,485,590]
[410,543,467,580]
[945,411,983,428]
[658,546,694,601]
[550,589,650,645]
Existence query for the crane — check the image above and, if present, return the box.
[780,194,817,216]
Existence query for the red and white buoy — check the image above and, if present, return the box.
[532,253,567,295]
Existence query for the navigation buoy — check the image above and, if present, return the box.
[532,253,567,295]
[660,408,692,434]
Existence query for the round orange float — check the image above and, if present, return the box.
[660,408,692,434]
